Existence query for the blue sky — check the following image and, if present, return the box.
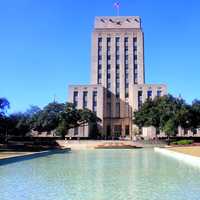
[0,0,200,113]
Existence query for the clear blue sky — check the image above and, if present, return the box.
[1,0,200,113]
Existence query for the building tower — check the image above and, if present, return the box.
[91,16,145,137]
[68,16,167,138]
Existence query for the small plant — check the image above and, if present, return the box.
[171,139,193,145]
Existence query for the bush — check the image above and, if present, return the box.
[171,139,194,145]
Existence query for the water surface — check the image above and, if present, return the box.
[0,149,200,200]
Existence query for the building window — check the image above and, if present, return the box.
[133,37,137,48]
[74,127,78,135]
[107,46,111,56]
[116,103,120,118]
[115,37,121,98]
[125,90,129,98]
[138,90,142,109]
[106,125,111,136]
[124,38,129,98]
[98,72,102,84]
[98,38,102,84]
[125,125,129,136]
[107,102,111,117]
[116,59,120,65]
[73,91,78,107]
[125,37,128,47]
[134,73,138,84]
[114,125,122,137]
[147,90,152,99]
[107,37,111,47]
[107,90,111,98]
[83,91,88,109]
[116,37,120,46]
[98,37,102,46]
[92,91,97,113]
[134,68,138,74]
[157,90,162,97]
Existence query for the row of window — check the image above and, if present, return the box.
[98,38,102,84]
[73,91,98,113]
[133,37,138,84]
[124,37,129,98]
[138,90,162,108]
[97,36,138,88]
[106,102,130,118]
[116,37,120,97]
[107,102,120,118]
[106,125,130,136]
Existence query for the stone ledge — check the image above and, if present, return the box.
[154,147,200,168]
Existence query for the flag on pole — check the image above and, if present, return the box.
[114,1,120,16]
[114,1,120,8]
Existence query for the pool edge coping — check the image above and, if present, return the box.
[0,148,70,165]
[154,147,200,168]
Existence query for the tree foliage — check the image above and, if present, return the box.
[56,103,101,139]
[28,102,101,138]
[133,95,200,136]
[0,98,10,116]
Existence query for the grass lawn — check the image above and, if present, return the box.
[169,146,200,157]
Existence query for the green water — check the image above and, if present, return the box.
[0,149,200,200]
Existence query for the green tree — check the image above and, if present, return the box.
[30,102,65,133]
[190,100,200,134]
[0,98,10,117]
[56,103,101,139]
[0,98,10,141]
[133,98,161,135]
[133,95,191,137]
[163,118,177,137]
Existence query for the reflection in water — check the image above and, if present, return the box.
[0,149,200,200]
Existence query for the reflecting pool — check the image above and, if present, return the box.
[1,149,200,200]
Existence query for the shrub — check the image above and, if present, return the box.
[171,139,193,145]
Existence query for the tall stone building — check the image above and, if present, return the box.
[68,16,167,138]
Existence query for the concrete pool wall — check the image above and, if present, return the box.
[154,147,200,168]
[0,149,70,166]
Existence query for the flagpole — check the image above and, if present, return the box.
[114,2,120,16]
